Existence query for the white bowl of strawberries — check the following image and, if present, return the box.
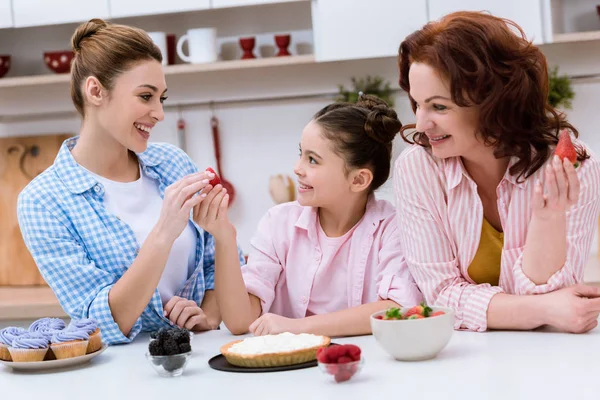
[370,303,454,361]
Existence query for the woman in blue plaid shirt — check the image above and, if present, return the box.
[17,19,243,345]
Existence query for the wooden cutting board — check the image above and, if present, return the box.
[0,134,72,286]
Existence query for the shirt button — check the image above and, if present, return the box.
[301,296,308,304]
[94,185,101,193]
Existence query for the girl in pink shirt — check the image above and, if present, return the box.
[201,95,423,336]
[394,11,600,333]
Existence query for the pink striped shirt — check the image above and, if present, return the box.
[393,144,600,331]
[241,196,423,319]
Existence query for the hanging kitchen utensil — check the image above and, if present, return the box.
[211,114,236,206]
[177,107,187,152]
[269,174,296,204]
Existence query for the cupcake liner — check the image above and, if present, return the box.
[8,347,48,362]
[87,329,102,354]
[0,343,12,361]
[50,340,88,359]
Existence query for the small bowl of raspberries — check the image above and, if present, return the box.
[146,327,192,377]
[316,344,363,383]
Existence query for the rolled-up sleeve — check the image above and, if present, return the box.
[511,156,600,294]
[393,149,503,332]
[241,210,283,315]
[17,193,141,345]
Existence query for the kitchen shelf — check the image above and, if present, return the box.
[0,286,66,320]
[553,30,600,44]
[0,54,316,89]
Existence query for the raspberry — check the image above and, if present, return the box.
[337,356,353,364]
[324,345,347,362]
[344,344,361,361]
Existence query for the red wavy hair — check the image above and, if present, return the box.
[398,11,587,180]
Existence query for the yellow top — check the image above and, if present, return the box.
[467,218,504,286]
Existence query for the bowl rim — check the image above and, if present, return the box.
[145,350,192,359]
[370,306,454,322]
[317,357,363,366]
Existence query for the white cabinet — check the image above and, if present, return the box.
[427,0,546,44]
[110,0,210,18]
[13,0,110,28]
[0,0,12,28]
[312,0,428,62]
[211,0,305,8]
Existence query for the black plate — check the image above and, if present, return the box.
[208,342,340,373]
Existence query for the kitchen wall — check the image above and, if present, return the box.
[1,8,599,255]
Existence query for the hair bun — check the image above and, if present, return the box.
[71,18,107,52]
[358,94,401,144]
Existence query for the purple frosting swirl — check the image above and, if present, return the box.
[0,327,27,346]
[11,333,49,349]
[51,329,89,343]
[36,328,61,342]
[29,318,66,332]
[67,318,98,335]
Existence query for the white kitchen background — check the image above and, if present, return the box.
[1,0,600,256]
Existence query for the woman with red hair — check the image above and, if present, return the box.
[394,11,600,333]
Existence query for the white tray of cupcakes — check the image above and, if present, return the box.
[0,317,106,371]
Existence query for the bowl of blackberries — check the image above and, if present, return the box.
[146,327,192,377]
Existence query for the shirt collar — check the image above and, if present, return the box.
[54,136,165,194]
[294,194,388,233]
[445,155,526,191]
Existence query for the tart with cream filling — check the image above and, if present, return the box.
[220,332,331,368]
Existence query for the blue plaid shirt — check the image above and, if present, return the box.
[17,137,244,345]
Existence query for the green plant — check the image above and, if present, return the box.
[336,75,394,107]
[548,66,574,109]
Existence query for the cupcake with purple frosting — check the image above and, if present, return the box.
[50,329,89,359]
[0,327,27,361]
[68,318,102,354]
[8,332,49,362]
[29,318,66,333]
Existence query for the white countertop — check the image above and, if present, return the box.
[1,325,599,400]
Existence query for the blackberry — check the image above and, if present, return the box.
[172,328,190,345]
[149,339,164,356]
[162,338,180,356]
[163,357,186,372]
[179,343,191,354]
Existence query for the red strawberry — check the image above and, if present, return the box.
[404,302,433,318]
[407,314,425,320]
[344,344,361,361]
[205,167,221,186]
[554,130,579,168]
[430,311,445,317]
[374,315,383,320]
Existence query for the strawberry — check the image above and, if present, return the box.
[430,311,445,317]
[374,315,383,320]
[404,302,433,318]
[554,130,579,168]
[344,344,361,361]
[205,167,221,186]
[407,314,425,320]
[384,307,403,320]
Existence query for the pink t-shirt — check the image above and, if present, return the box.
[305,219,358,316]
[241,196,423,318]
